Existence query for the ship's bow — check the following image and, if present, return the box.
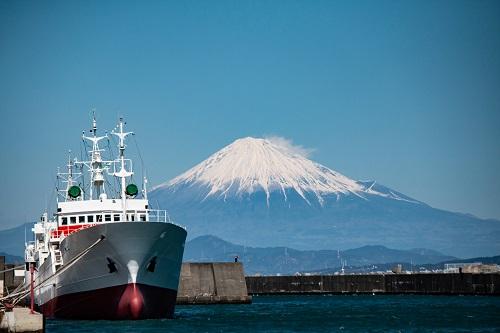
[41,222,187,319]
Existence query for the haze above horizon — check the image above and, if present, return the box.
[1,0,499,228]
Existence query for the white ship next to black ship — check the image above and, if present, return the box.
[23,116,187,319]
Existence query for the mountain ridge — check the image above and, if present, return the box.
[0,223,32,257]
[184,235,458,275]
[150,137,500,257]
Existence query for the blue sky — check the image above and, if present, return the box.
[0,0,499,228]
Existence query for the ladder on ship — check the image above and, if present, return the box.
[53,249,63,271]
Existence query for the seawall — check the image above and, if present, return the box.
[246,273,500,295]
[177,262,252,304]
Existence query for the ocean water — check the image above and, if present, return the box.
[46,295,500,332]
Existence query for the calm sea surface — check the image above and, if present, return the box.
[46,295,500,332]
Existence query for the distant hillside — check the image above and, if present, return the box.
[0,252,24,264]
[0,223,32,256]
[184,235,457,275]
[442,255,500,265]
[310,255,500,275]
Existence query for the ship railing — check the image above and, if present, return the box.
[48,210,185,240]
[147,209,186,230]
[147,209,170,223]
[53,208,175,224]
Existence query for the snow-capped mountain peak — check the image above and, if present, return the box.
[153,137,419,206]
[148,137,499,258]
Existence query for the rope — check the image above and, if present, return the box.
[0,235,106,306]
[132,135,146,197]
[49,175,58,209]
[107,135,121,196]
[0,265,24,274]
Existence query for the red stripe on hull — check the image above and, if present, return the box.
[40,283,177,320]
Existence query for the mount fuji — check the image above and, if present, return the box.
[150,137,500,258]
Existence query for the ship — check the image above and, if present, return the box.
[23,115,187,319]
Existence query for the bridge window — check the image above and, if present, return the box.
[88,215,94,223]
[139,214,146,221]
[97,215,103,222]
[105,214,111,222]
[61,217,67,225]
[114,214,120,222]
[79,216,85,223]
[129,214,135,221]
[70,216,76,224]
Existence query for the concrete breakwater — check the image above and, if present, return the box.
[177,262,252,304]
[246,273,500,295]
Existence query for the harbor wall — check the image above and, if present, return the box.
[1,256,21,295]
[177,262,252,304]
[0,257,4,298]
[246,273,500,295]
[4,254,498,304]
[0,262,23,296]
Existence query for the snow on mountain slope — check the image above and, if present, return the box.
[150,137,500,257]
[153,137,419,206]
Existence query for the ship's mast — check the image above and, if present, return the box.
[111,118,134,221]
[81,113,109,200]
[56,150,81,202]
[65,152,75,200]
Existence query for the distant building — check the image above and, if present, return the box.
[444,263,480,273]
[392,264,403,274]
[444,262,500,273]
[0,255,5,298]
